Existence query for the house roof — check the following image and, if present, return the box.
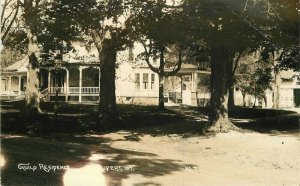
[280,70,295,79]
[181,63,198,69]
[3,56,28,73]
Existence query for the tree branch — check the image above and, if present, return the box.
[1,0,19,43]
[1,0,15,32]
[35,0,40,7]
[1,9,14,32]
[1,0,12,26]
[165,47,183,77]
[232,51,242,76]
[91,29,104,66]
[141,40,159,74]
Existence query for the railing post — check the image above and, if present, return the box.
[79,66,82,102]
[65,68,69,102]
[8,76,11,92]
[98,67,101,102]
[18,76,22,95]
[48,70,51,93]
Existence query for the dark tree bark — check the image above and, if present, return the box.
[158,46,165,110]
[273,53,281,109]
[158,74,165,109]
[227,60,235,111]
[228,86,235,110]
[207,46,238,133]
[242,93,246,106]
[98,35,118,126]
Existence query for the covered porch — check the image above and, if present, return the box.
[1,57,28,97]
[40,65,100,102]
[165,64,211,106]
[0,74,27,96]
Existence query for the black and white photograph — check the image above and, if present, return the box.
[0,0,299,185]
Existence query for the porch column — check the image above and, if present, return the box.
[79,66,82,103]
[48,70,51,92]
[18,76,22,95]
[8,76,11,92]
[98,67,101,88]
[98,67,101,101]
[65,69,69,102]
[194,72,198,105]
[193,72,198,92]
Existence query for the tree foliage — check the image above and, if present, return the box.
[235,51,273,107]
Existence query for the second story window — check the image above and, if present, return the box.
[143,73,148,89]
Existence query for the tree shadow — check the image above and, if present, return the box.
[1,134,196,185]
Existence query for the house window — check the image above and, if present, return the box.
[143,73,149,89]
[151,74,155,89]
[135,73,140,89]
[183,75,191,82]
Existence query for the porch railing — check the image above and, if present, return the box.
[81,87,99,94]
[49,87,65,94]
[69,87,79,94]
[49,87,99,95]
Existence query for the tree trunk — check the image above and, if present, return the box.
[242,93,246,107]
[25,28,42,115]
[253,95,257,107]
[227,74,235,112]
[227,60,235,111]
[273,73,280,108]
[98,37,117,125]
[207,46,237,133]
[272,51,281,108]
[262,95,267,107]
[158,74,165,110]
[158,46,165,110]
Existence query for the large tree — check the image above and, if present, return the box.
[46,0,131,126]
[1,0,48,115]
[183,0,299,132]
[127,0,188,109]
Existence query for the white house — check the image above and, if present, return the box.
[3,43,297,108]
[0,42,213,106]
[234,70,300,108]
[1,57,28,98]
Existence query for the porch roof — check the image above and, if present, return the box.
[166,63,211,75]
[3,56,28,73]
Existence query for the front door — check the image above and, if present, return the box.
[52,71,64,87]
[294,89,300,107]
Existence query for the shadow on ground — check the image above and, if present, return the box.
[1,101,300,185]
[1,134,195,185]
[1,100,299,139]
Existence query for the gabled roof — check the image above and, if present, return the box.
[280,70,296,79]
[3,56,28,73]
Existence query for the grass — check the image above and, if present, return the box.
[0,100,184,135]
[1,100,299,136]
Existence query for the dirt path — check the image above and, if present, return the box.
[1,130,300,186]
[102,130,300,186]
